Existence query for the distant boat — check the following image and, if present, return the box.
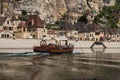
[33,38,74,54]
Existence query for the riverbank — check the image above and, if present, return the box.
[0,38,120,53]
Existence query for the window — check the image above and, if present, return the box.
[1,34,4,38]
[7,20,9,24]
[3,27,6,30]
[95,32,99,35]
[43,35,46,37]
[91,34,93,37]
[74,32,78,35]
[117,35,119,37]
[33,35,35,38]
[90,34,91,37]
[1,34,9,38]
[9,27,13,30]
[6,34,9,38]
[32,19,34,25]
[80,38,82,40]
[23,28,26,32]
[96,38,98,41]
[28,22,32,26]
[44,29,46,32]
[16,21,17,24]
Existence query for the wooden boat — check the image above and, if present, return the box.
[33,40,49,52]
[33,39,74,54]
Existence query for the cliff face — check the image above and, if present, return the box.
[18,0,116,22]
[19,0,82,22]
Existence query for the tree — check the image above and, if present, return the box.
[93,14,101,24]
[94,4,119,29]
[21,10,27,16]
[18,10,28,21]
[78,16,88,24]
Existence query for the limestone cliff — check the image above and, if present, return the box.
[18,0,116,22]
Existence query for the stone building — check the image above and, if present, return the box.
[15,15,47,39]
[0,16,14,38]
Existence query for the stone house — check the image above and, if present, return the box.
[15,15,47,39]
[0,16,14,38]
[69,8,81,24]
[110,32,120,42]
[0,30,13,38]
[47,30,58,39]
[73,22,87,40]
[116,34,120,42]
[77,23,105,41]
[87,23,105,41]
[104,28,120,42]
[11,16,21,32]
[15,21,30,38]
[66,30,79,40]
[46,30,67,40]
[76,23,96,41]
[111,34,116,41]
[78,33,85,40]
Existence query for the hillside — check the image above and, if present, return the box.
[15,0,116,22]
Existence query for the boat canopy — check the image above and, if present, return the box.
[55,36,68,41]
[42,37,51,40]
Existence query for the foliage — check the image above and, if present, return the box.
[18,10,28,21]
[78,16,88,24]
[46,23,59,30]
[93,14,102,24]
[18,15,28,21]
[93,2,120,29]
[21,10,27,16]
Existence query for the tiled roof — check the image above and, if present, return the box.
[73,22,87,32]
[59,22,73,30]
[11,16,19,21]
[26,15,44,28]
[108,28,118,35]
[0,17,7,26]
[87,23,100,32]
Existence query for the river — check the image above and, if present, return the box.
[0,49,119,80]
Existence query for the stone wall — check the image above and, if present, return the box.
[0,38,120,53]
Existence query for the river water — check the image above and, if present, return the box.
[0,49,119,80]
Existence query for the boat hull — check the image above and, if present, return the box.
[33,40,74,54]
[49,47,73,54]
[33,46,74,54]
[33,45,49,53]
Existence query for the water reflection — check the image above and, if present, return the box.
[0,49,119,80]
[91,48,106,53]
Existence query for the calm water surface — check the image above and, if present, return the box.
[0,49,119,80]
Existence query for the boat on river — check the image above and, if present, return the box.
[33,38,74,54]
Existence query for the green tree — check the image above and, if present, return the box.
[78,16,88,24]
[18,10,28,21]
[21,10,27,16]
[94,4,119,29]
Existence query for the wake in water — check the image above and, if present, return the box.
[0,52,50,57]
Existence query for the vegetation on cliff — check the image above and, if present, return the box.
[94,1,120,29]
